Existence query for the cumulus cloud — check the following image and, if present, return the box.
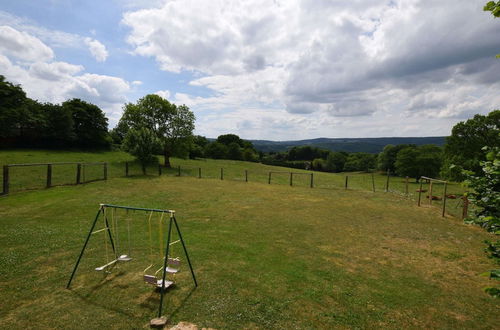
[122,0,500,138]
[84,37,108,62]
[0,26,130,124]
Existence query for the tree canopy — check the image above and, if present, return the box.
[119,94,195,167]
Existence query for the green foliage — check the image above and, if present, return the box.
[203,134,258,162]
[484,1,500,17]
[325,151,347,172]
[119,94,195,167]
[123,127,160,174]
[312,158,326,171]
[377,144,414,172]
[204,141,228,159]
[463,145,500,297]
[287,146,329,161]
[442,110,500,181]
[343,153,376,172]
[395,145,442,181]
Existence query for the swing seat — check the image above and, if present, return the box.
[167,257,180,266]
[165,267,178,274]
[143,275,174,289]
[118,254,132,261]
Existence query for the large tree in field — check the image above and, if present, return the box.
[395,145,442,181]
[441,110,500,181]
[119,94,195,167]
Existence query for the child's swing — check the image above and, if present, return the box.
[95,207,132,272]
[143,211,181,289]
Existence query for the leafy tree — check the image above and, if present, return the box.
[204,142,228,159]
[0,75,27,139]
[325,152,347,172]
[312,158,326,171]
[395,145,442,181]
[242,148,258,162]
[217,134,242,146]
[287,146,329,161]
[41,102,74,147]
[464,145,500,297]
[343,153,376,172]
[227,142,243,160]
[442,110,500,181]
[110,120,130,145]
[63,99,110,149]
[119,94,195,167]
[377,144,414,172]
[123,127,160,175]
[485,0,500,17]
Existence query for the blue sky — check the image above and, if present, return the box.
[0,0,498,140]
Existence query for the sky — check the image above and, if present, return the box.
[0,0,498,140]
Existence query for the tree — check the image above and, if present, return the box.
[442,110,500,181]
[62,99,110,149]
[325,152,347,172]
[377,144,414,172]
[395,145,442,181]
[0,75,27,140]
[123,127,160,175]
[119,94,195,167]
[204,142,228,159]
[227,142,243,160]
[464,145,500,297]
[343,153,376,172]
[41,102,74,147]
[485,1,500,17]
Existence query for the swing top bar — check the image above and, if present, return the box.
[100,204,175,214]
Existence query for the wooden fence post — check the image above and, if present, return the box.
[2,165,9,195]
[345,176,348,189]
[76,163,81,184]
[417,179,423,206]
[268,172,271,184]
[104,163,108,180]
[429,181,433,205]
[245,170,248,182]
[220,168,223,180]
[178,165,181,177]
[462,195,469,219]
[371,173,375,192]
[290,172,293,186]
[385,169,390,192]
[125,162,129,177]
[198,167,201,179]
[46,164,52,188]
[442,182,448,217]
[310,173,313,188]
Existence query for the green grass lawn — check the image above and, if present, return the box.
[0,150,497,329]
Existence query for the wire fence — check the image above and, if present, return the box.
[1,160,471,220]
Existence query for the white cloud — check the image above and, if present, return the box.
[123,0,500,139]
[0,25,54,62]
[84,37,108,62]
[155,89,170,99]
[0,26,130,125]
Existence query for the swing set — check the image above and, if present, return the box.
[66,203,197,324]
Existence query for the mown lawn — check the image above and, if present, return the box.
[0,153,497,329]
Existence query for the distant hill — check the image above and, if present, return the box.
[249,137,447,153]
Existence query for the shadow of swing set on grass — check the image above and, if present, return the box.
[66,203,198,327]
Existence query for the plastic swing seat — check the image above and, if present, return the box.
[143,274,174,289]
[118,254,132,261]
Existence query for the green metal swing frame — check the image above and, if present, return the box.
[66,203,198,321]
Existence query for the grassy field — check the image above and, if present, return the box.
[0,150,466,218]
[0,150,497,329]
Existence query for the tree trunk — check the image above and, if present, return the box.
[164,148,171,168]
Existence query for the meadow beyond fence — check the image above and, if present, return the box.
[0,151,469,219]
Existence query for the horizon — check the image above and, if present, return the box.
[0,1,498,140]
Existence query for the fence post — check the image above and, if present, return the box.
[178,165,181,177]
[268,172,271,184]
[103,163,108,180]
[405,176,409,195]
[385,169,390,192]
[158,164,162,176]
[442,182,448,217]
[371,172,375,192]
[198,167,201,179]
[76,163,81,184]
[220,168,223,180]
[245,170,248,182]
[2,165,9,195]
[462,195,469,219]
[417,179,423,206]
[290,172,293,186]
[345,176,348,189]
[310,173,313,188]
[46,164,52,188]
[429,181,433,205]
[125,162,129,177]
